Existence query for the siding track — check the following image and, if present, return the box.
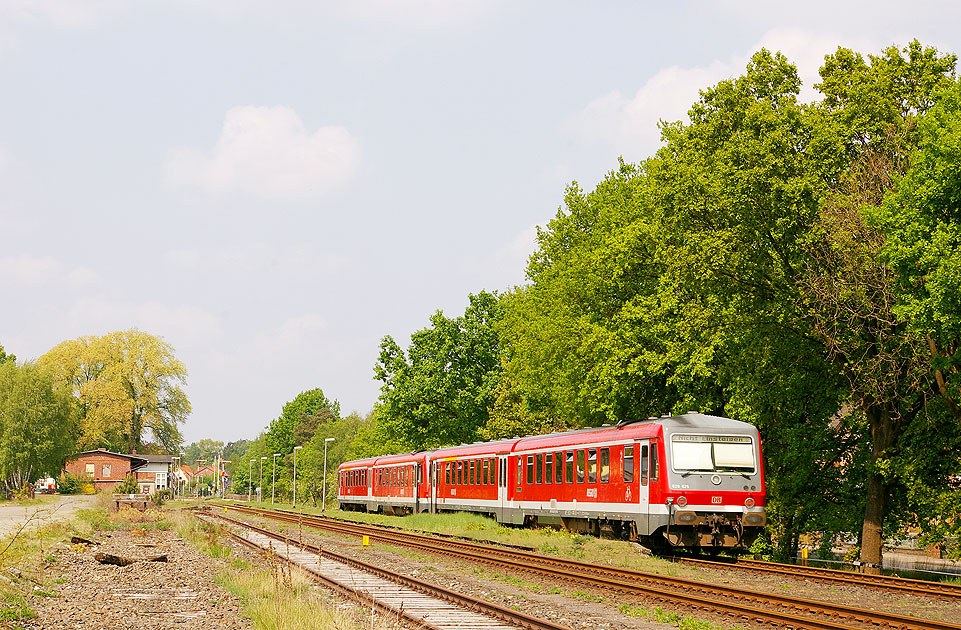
[196,510,570,630]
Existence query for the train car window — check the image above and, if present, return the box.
[588,449,597,483]
[641,445,649,486]
[472,460,478,485]
[535,454,543,484]
[566,451,574,483]
[445,462,451,486]
[624,446,634,483]
[516,458,523,488]
[554,452,563,484]
[650,448,659,482]
[600,448,610,483]
[482,459,488,485]
[576,450,585,483]
[491,458,497,485]
[545,453,553,485]
[457,461,463,485]
[527,455,534,485]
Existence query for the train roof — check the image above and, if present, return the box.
[338,413,758,468]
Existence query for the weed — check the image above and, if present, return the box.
[571,590,603,602]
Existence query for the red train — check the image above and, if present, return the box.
[338,413,766,550]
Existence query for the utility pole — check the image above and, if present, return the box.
[322,437,335,511]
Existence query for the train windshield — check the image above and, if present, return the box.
[671,435,755,474]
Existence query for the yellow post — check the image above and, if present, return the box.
[363,535,369,546]
[801,547,808,566]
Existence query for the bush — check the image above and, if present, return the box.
[115,474,139,494]
[56,472,87,495]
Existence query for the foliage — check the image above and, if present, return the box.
[374,291,503,450]
[0,361,77,497]
[264,388,339,456]
[0,345,14,366]
[38,330,190,454]
[115,474,138,494]
[55,472,88,495]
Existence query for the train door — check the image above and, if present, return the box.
[497,454,508,520]
[636,440,650,534]
[413,463,420,513]
[429,461,437,514]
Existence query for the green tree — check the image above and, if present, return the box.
[0,362,77,496]
[374,291,502,449]
[265,388,340,456]
[39,330,190,454]
[0,345,15,365]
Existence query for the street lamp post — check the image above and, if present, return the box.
[196,459,207,497]
[271,453,279,504]
[322,437,335,511]
[293,446,303,509]
[260,456,266,502]
[249,459,254,502]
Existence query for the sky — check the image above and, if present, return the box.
[2,1,960,444]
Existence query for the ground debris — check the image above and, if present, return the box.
[94,552,168,566]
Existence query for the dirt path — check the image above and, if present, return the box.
[0,495,99,539]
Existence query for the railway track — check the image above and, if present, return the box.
[195,510,570,630]
[219,504,961,630]
[674,554,961,601]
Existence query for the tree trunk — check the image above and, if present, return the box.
[860,472,886,574]
[860,404,895,575]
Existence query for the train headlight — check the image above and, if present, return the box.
[745,497,755,508]
[676,495,688,508]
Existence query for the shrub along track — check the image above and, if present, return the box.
[219,504,961,630]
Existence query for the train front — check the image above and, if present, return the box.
[658,415,766,550]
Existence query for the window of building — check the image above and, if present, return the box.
[102,464,111,478]
[85,463,95,476]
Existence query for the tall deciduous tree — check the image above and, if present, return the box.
[39,330,190,454]
[0,362,77,495]
[374,291,502,450]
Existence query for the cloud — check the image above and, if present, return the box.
[335,0,501,29]
[575,28,890,161]
[65,298,223,343]
[166,106,362,201]
[164,244,348,277]
[0,0,124,55]
[0,255,64,285]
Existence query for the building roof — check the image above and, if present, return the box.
[66,449,176,470]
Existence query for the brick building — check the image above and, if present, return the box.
[64,449,175,494]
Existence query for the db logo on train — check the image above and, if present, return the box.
[711,496,723,504]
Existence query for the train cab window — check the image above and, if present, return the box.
[624,446,635,483]
[554,452,564,483]
[650,447,659,482]
[588,449,597,483]
[600,448,610,483]
[535,454,543,484]
[566,451,574,483]
[576,450,585,483]
[545,453,553,485]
